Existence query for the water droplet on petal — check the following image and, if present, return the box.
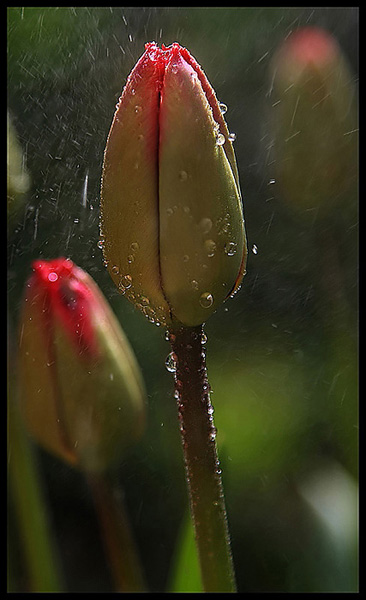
[121,274,132,288]
[48,272,58,283]
[216,133,225,146]
[179,170,188,181]
[199,218,212,234]
[252,244,258,255]
[199,292,214,308]
[191,280,199,290]
[112,265,119,274]
[219,102,228,114]
[134,105,142,113]
[228,132,236,142]
[225,241,237,256]
[204,239,216,257]
[130,242,139,252]
[165,351,177,373]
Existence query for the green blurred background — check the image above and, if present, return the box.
[7,7,358,593]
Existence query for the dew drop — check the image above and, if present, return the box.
[179,170,188,181]
[165,351,177,373]
[183,255,189,262]
[130,241,139,252]
[111,265,119,274]
[121,274,132,289]
[268,178,276,185]
[228,132,236,142]
[225,241,237,256]
[199,292,214,308]
[134,105,142,113]
[191,280,199,290]
[48,272,58,283]
[219,102,228,114]
[166,207,173,216]
[199,217,212,234]
[252,244,258,255]
[97,239,104,250]
[204,239,216,257]
[127,254,135,263]
[216,133,225,146]
[201,332,208,345]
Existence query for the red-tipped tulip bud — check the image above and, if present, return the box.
[101,42,247,327]
[18,258,146,473]
[270,27,358,216]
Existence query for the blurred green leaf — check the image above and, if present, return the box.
[168,513,202,593]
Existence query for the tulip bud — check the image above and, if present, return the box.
[100,42,247,327]
[269,27,358,216]
[18,258,146,473]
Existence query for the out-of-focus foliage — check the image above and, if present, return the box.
[7,113,30,222]
[8,7,358,593]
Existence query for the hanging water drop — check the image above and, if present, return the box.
[219,102,228,114]
[216,133,225,146]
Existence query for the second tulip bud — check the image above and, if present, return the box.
[100,42,247,327]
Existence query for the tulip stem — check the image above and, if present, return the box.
[87,472,146,593]
[169,324,236,592]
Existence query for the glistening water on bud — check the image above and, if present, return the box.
[100,41,247,328]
